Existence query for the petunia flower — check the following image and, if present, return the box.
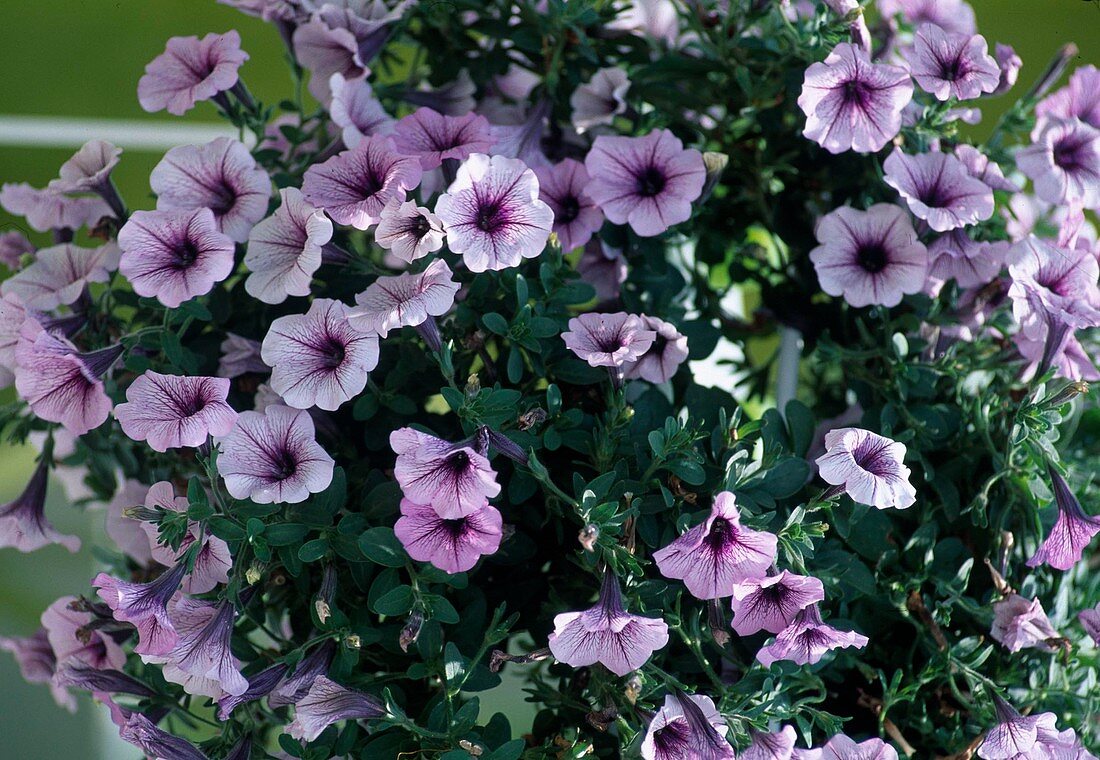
[0,229,34,270]
[584,129,706,237]
[103,480,155,565]
[798,735,898,760]
[578,239,628,303]
[54,662,157,698]
[0,458,80,553]
[347,259,459,340]
[41,595,126,671]
[1036,64,1100,130]
[261,298,380,411]
[118,713,211,760]
[570,67,631,132]
[139,481,233,594]
[302,134,423,229]
[150,137,271,243]
[622,315,689,384]
[797,43,913,155]
[883,149,995,232]
[329,72,395,148]
[736,727,798,760]
[1,242,119,310]
[292,17,365,104]
[653,492,778,600]
[548,571,670,676]
[641,692,734,760]
[0,628,76,712]
[756,604,868,667]
[1026,464,1100,571]
[435,153,554,271]
[93,561,187,657]
[145,596,248,698]
[216,662,288,720]
[48,140,127,218]
[816,427,916,509]
[1017,118,1100,208]
[991,43,1022,96]
[394,498,503,573]
[978,693,1087,760]
[392,108,495,171]
[115,371,238,452]
[217,333,268,378]
[1006,234,1100,341]
[286,676,385,742]
[117,208,236,308]
[730,572,826,637]
[954,145,1019,193]
[1016,330,1100,383]
[244,187,334,304]
[373,198,445,263]
[535,159,605,253]
[562,312,657,369]
[878,0,976,35]
[990,593,1060,652]
[908,24,1000,101]
[0,183,110,233]
[1078,603,1100,645]
[389,426,500,519]
[138,31,249,115]
[926,230,1008,290]
[268,639,337,708]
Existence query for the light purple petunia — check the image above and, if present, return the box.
[0,182,110,233]
[145,596,247,698]
[292,18,365,104]
[392,108,495,171]
[926,230,1008,289]
[49,139,126,217]
[954,145,1019,193]
[736,727,798,760]
[103,480,155,565]
[883,149,995,232]
[394,498,503,573]
[268,639,337,709]
[1,242,118,311]
[798,735,898,760]
[115,371,238,452]
[0,628,76,712]
[653,492,778,600]
[640,692,734,760]
[0,229,34,270]
[816,427,916,509]
[93,561,187,657]
[117,208,236,308]
[809,204,929,308]
[218,333,268,378]
[1006,234,1100,341]
[1018,118,1100,208]
[978,694,1089,760]
[118,713,210,760]
[1015,330,1100,383]
[347,259,459,339]
[244,187,334,304]
[798,43,913,155]
[878,0,976,35]
[373,198,445,263]
[1026,465,1100,571]
[756,604,868,667]
[1079,603,1100,645]
[584,129,706,237]
[329,73,396,148]
[435,153,554,271]
[992,44,1022,97]
[548,571,670,677]
[286,675,385,742]
[302,134,423,230]
[908,24,999,101]
[150,137,271,243]
[42,595,126,671]
[578,239,628,303]
[562,312,657,369]
[139,481,232,595]
[990,593,1060,653]
[571,67,631,132]
[623,315,689,384]
[1036,64,1100,131]
[730,572,826,637]
[535,159,605,253]
[0,458,80,553]
[138,31,249,115]
[389,426,500,519]
[217,405,335,504]
[261,298,379,411]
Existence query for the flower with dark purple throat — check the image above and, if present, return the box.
[623,315,689,384]
[0,457,80,553]
[736,726,798,760]
[2,242,119,311]
[244,187,334,305]
[756,604,868,667]
[137,31,249,116]
[815,427,916,510]
[346,259,459,351]
[92,559,188,657]
[640,692,734,760]
[1006,233,1100,343]
[114,371,239,452]
[534,159,605,253]
[394,497,503,573]
[570,67,630,133]
[978,692,1088,759]
[883,149,995,232]
[908,24,1000,101]
[1018,118,1100,208]
[374,198,445,263]
[389,426,500,519]
[285,675,385,742]
[562,312,657,388]
[730,571,825,636]
[1026,464,1100,571]
[392,108,495,170]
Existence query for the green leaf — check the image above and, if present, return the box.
[266,523,310,546]
[297,538,329,563]
[482,312,510,336]
[373,585,415,616]
[359,527,408,567]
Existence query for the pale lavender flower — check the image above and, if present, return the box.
[104,480,155,565]
[218,333,268,378]
[736,727,798,760]
[1078,603,1100,645]
[570,67,630,132]
[641,693,734,760]
[883,149,994,232]
[139,481,232,594]
[562,312,656,369]
[217,0,301,23]
[978,694,1086,760]
[1026,465,1100,571]
[216,662,288,720]
[117,208,236,308]
[623,315,689,384]
[435,153,554,271]
[0,183,110,233]
[373,198,445,263]
[878,0,976,35]
[347,259,459,340]
[798,735,898,760]
[41,595,126,670]
[653,492,778,600]
[261,298,379,411]
[816,427,916,509]
[1,242,119,310]
[389,426,500,519]
[329,73,395,148]
[608,0,680,44]
[138,31,248,115]
[150,137,271,242]
[0,629,76,712]
[797,43,913,155]
[48,140,123,198]
[115,371,238,452]
[394,498,503,573]
[0,230,34,270]
[578,239,627,303]
[757,605,868,667]
[93,561,187,657]
[487,98,551,168]
[286,675,385,742]
[0,458,80,553]
[403,69,476,116]
[15,329,120,435]
[1018,118,1100,208]
[730,572,825,637]
[990,593,1060,652]
[217,405,335,504]
[268,639,337,708]
[1036,65,1100,130]
[926,230,1007,289]
[535,159,605,253]
[992,44,1022,96]
[808,204,928,308]
[1007,235,1100,341]
[954,145,1019,193]
[392,108,495,171]
[908,25,999,101]
[584,129,705,237]
[303,134,423,229]
[291,18,365,103]
[244,187,334,304]
[548,572,669,677]
[145,596,247,698]
[1016,330,1100,383]
[118,713,210,760]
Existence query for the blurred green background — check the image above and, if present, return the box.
[0,1,1095,757]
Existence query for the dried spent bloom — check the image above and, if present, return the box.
[730,572,826,637]
[347,259,459,339]
[394,498,503,573]
[1,242,119,310]
[286,676,385,742]
[908,24,999,101]
[623,314,690,384]
[329,72,395,148]
[883,149,995,232]
[809,204,928,308]
[302,134,423,229]
[0,629,76,712]
[0,458,80,553]
[117,208,236,308]
[1017,118,1100,208]
[373,198,445,263]
[562,312,657,369]
[798,43,913,155]
[641,692,734,760]
[584,129,706,237]
[990,593,1060,653]
[1026,465,1100,571]
[816,427,916,509]
[217,405,335,504]
[42,595,126,671]
[571,66,631,132]
[389,427,500,519]
[140,481,232,595]
[0,183,110,233]
[798,735,899,760]
[115,372,238,452]
[653,492,779,600]
[93,561,187,657]
[435,153,554,271]
[392,108,495,170]
[150,137,271,243]
[244,187,334,304]
[756,605,869,667]
[138,31,248,115]
[535,159,605,253]
[736,727,798,760]
[217,333,268,378]
[261,298,380,411]
[548,572,670,677]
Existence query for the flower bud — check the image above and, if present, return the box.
[578,523,599,551]
[400,610,424,653]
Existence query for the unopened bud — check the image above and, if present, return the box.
[579,523,599,552]
[489,647,551,673]
[245,562,263,586]
[517,407,547,431]
[314,599,331,624]
[344,633,361,650]
[1046,381,1089,408]
[458,739,484,757]
[707,600,730,647]
[624,674,643,704]
[465,372,481,398]
[698,152,728,204]
[400,610,424,653]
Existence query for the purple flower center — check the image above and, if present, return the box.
[441,516,470,538]
[653,720,693,756]
[174,239,200,269]
[409,214,432,239]
[318,336,347,368]
[209,180,237,215]
[360,170,384,198]
[842,79,869,108]
[595,330,629,354]
[448,449,471,473]
[558,195,581,223]
[704,517,737,552]
[938,53,968,82]
[636,166,666,197]
[275,451,299,479]
[476,201,506,232]
[1053,134,1088,172]
[856,241,889,274]
[853,437,894,478]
